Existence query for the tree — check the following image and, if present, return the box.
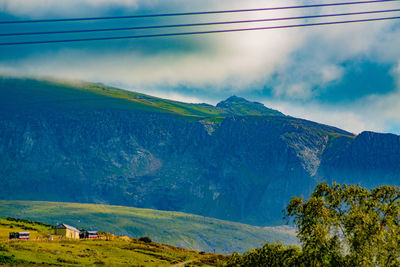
[226,243,301,267]
[286,183,400,267]
[227,183,400,266]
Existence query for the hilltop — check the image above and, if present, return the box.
[0,200,297,254]
[0,217,226,266]
[216,96,283,116]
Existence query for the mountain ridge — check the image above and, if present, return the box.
[0,76,285,119]
[1,76,398,226]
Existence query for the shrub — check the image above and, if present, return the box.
[139,236,152,243]
[57,257,78,264]
[0,255,31,265]
[226,243,301,267]
[0,255,15,264]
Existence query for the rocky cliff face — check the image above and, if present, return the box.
[1,78,400,226]
[0,110,327,225]
[318,131,400,187]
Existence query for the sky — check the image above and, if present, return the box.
[1,0,400,134]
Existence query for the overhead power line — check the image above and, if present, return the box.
[1,8,400,37]
[0,0,397,24]
[0,15,399,46]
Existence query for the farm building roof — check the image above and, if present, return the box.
[56,223,80,232]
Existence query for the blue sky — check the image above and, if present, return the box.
[1,0,400,134]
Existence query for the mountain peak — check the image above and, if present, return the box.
[216,96,284,117]
[223,95,247,102]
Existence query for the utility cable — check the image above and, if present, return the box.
[1,8,399,37]
[0,15,399,46]
[0,0,397,24]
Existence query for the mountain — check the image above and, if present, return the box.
[1,76,399,226]
[216,95,284,116]
[0,200,297,254]
[0,217,227,266]
[0,77,279,118]
[318,131,400,186]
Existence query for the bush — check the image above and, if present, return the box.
[139,236,152,243]
[226,243,301,267]
[57,257,78,264]
[0,255,15,264]
[97,232,116,241]
[0,255,31,265]
[6,217,54,228]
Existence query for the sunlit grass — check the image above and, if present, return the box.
[0,201,298,254]
[0,217,220,266]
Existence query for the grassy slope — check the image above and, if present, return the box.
[0,201,298,254]
[0,218,226,266]
[0,77,354,137]
[0,77,227,118]
[73,80,228,117]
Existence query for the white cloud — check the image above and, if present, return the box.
[262,100,382,134]
[0,0,308,90]
[263,62,400,134]
[1,0,143,17]
[132,89,213,104]
[2,0,400,94]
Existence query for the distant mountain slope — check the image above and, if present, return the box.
[1,76,399,227]
[318,131,400,186]
[0,200,297,254]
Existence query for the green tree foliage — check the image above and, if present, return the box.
[226,243,301,267]
[228,183,400,267]
[287,183,400,266]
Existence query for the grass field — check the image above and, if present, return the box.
[0,201,298,254]
[0,218,227,266]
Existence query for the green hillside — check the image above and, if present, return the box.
[0,77,221,117]
[0,76,286,118]
[0,217,226,266]
[0,201,297,254]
